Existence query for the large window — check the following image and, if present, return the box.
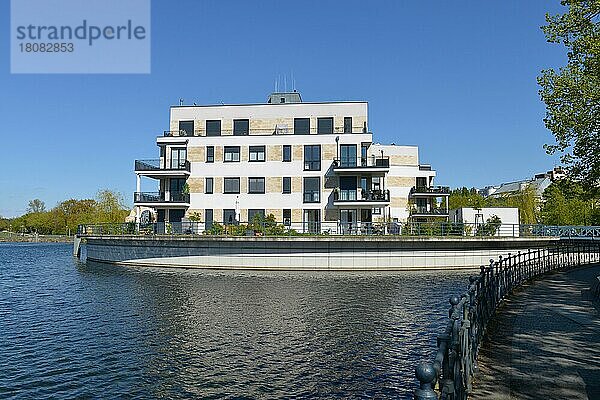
[223,209,237,225]
[340,144,357,167]
[206,146,214,163]
[248,177,265,194]
[205,178,213,194]
[303,177,320,203]
[304,145,321,171]
[344,117,352,134]
[179,120,194,136]
[317,117,333,134]
[283,177,291,194]
[294,118,310,135]
[233,119,249,136]
[249,146,265,162]
[224,146,240,162]
[170,148,187,169]
[248,209,265,222]
[205,209,213,229]
[224,178,240,194]
[283,145,291,162]
[206,120,221,136]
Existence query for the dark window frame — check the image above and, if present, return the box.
[248,177,265,194]
[206,120,221,136]
[223,209,237,225]
[206,146,214,163]
[233,119,249,136]
[283,209,291,226]
[283,177,291,194]
[303,177,320,203]
[179,120,194,137]
[317,117,334,134]
[248,209,266,222]
[205,177,213,194]
[344,117,352,134]
[224,146,241,162]
[294,118,310,135]
[283,145,292,162]
[224,177,240,194]
[304,145,321,171]
[249,145,266,162]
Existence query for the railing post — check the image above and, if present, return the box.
[414,363,438,400]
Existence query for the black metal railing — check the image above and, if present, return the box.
[134,159,190,172]
[333,189,390,202]
[410,186,450,195]
[163,128,373,137]
[133,192,190,203]
[410,206,449,216]
[413,240,600,400]
[333,156,390,169]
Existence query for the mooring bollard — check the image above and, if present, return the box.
[414,362,438,400]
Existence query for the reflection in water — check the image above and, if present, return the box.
[0,243,470,399]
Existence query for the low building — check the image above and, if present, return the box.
[450,207,520,237]
[133,91,448,233]
[479,167,565,199]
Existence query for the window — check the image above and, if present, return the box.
[248,209,265,222]
[224,178,240,194]
[283,145,292,162]
[303,177,320,203]
[373,176,381,191]
[179,120,194,136]
[206,120,221,136]
[283,209,291,226]
[304,145,321,171]
[294,118,310,135]
[373,208,382,215]
[224,146,240,162]
[233,119,249,136]
[416,177,427,188]
[317,117,333,134]
[283,177,291,194]
[170,148,187,169]
[361,144,368,166]
[249,146,265,162]
[344,117,352,134]
[340,144,357,167]
[205,178,213,194]
[205,209,213,230]
[223,209,237,225]
[248,177,265,194]
[280,97,286,104]
[206,146,214,163]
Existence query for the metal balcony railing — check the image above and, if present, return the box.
[333,156,390,168]
[410,206,449,216]
[410,186,450,195]
[134,159,190,172]
[163,127,372,137]
[133,192,190,203]
[334,189,390,202]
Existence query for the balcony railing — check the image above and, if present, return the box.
[334,189,390,202]
[163,127,372,137]
[333,156,390,169]
[134,192,190,204]
[410,206,449,216]
[410,186,450,195]
[134,159,191,172]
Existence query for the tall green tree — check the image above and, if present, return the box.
[538,1,600,187]
[26,199,46,213]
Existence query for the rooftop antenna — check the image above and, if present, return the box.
[179,98,184,106]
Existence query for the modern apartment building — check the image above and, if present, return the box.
[133,91,449,232]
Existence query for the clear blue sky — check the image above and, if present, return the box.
[0,0,566,217]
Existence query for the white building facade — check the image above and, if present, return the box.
[134,92,448,233]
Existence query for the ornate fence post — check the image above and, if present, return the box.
[414,362,438,400]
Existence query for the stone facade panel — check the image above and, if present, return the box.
[268,145,282,161]
[187,146,205,162]
[187,178,204,193]
[266,177,281,193]
[387,176,416,188]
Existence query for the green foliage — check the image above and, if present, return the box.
[448,187,486,209]
[541,180,600,225]
[477,215,502,236]
[188,212,202,222]
[538,1,600,186]
[27,199,46,213]
[203,213,293,236]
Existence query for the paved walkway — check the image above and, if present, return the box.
[471,264,600,400]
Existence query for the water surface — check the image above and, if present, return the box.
[0,243,471,399]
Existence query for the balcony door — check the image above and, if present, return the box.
[170,148,187,169]
[339,176,357,201]
[303,209,320,234]
[340,209,357,234]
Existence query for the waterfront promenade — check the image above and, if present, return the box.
[471,263,600,399]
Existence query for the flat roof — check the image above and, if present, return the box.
[170,100,368,109]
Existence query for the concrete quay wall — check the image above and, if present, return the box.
[83,236,560,271]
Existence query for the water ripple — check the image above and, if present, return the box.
[0,243,470,399]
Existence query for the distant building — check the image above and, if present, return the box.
[479,167,565,199]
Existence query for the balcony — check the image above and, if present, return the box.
[134,192,190,205]
[332,156,390,174]
[410,186,450,196]
[333,189,390,206]
[134,159,191,179]
[409,206,449,217]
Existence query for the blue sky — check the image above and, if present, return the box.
[0,0,566,217]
